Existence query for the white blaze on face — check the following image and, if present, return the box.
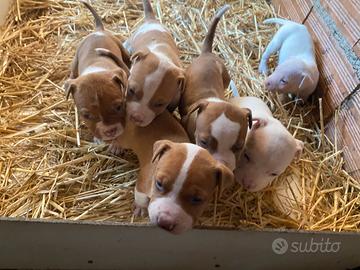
[127,43,176,127]
[81,66,107,76]
[206,97,224,103]
[210,113,240,171]
[148,144,200,234]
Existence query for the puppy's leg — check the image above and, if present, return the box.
[259,30,286,75]
[134,171,150,217]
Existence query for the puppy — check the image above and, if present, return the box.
[65,1,130,141]
[230,96,304,192]
[259,18,319,101]
[111,111,233,234]
[124,0,185,127]
[180,5,252,171]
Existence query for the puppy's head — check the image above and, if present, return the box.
[65,69,127,141]
[148,140,234,234]
[183,98,252,171]
[126,49,185,127]
[265,59,314,95]
[235,117,304,192]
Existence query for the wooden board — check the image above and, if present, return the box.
[304,10,360,119]
[320,0,360,54]
[271,0,313,23]
[325,91,360,180]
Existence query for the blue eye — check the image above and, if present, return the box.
[155,180,164,192]
[190,196,203,205]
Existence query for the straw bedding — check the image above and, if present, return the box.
[0,0,359,231]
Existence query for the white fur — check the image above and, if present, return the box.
[127,43,178,126]
[206,97,224,103]
[92,31,106,37]
[135,190,149,208]
[148,144,200,234]
[259,20,316,74]
[81,66,107,76]
[210,113,240,170]
[133,22,167,40]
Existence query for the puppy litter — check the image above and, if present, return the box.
[0,0,359,232]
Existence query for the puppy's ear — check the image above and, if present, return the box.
[112,69,128,96]
[130,48,150,63]
[215,162,234,196]
[294,139,304,160]
[242,108,252,129]
[298,73,314,89]
[64,79,77,100]
[152,140,173,163]
[182,99,209,126]
[251,117,267,130]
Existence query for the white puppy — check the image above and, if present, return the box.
[259,18,319,101]
[231,97,304,192]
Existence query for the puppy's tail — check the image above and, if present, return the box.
[143,0,156,20]
[202,4,230,54]
[263,18,296,26]
[80,0,104,31]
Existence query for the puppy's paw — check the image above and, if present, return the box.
[258,61,268,75]
[134,204,148,218]
[93,137,103,145]
[108,143,124,156]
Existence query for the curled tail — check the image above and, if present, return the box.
[263,18,297,26]
[202,5,230,54]
[80,0,104,31]
[143,0,156,20]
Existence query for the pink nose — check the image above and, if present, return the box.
[157,214,176,232]
[241,178,255,190]
[130,113,144,124]
[104,127,117,137]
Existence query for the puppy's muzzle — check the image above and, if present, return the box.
[104,127,118,138]
[157,213,176,232]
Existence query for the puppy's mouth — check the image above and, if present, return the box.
[98,125,124,141]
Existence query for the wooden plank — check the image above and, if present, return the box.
[271,0,313,23]
[305,11,360,119]
[326,91,360,181]
[320,0,360,50]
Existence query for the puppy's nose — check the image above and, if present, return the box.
[130,113,144,124]
[241,178,254,190]
[265,80,272,90]
[104,127,117,137]
[157,215,175,232]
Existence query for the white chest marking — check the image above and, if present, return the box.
[81,66,107,75]
[92,31,106,37]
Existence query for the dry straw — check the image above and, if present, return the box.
[0,0,359,231]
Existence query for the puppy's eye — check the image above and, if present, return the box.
[155,180,164,192]
[189,196,203,205]
[115,104,123,112]
[199,138,208,148]
[270,173,278,177]
[153,102,165,108]
[280,78,288,84]
[127,87,135,96]
[82,112,93,120]
[244,152,250,162]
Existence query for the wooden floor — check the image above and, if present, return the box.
[272,0,360,179]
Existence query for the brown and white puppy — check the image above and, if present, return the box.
[65,1,130,141]
[231,96,304,192]
[259,18,319,101]
[179,5,252,171]
[111,112,233,234]
[124,0,185,127]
